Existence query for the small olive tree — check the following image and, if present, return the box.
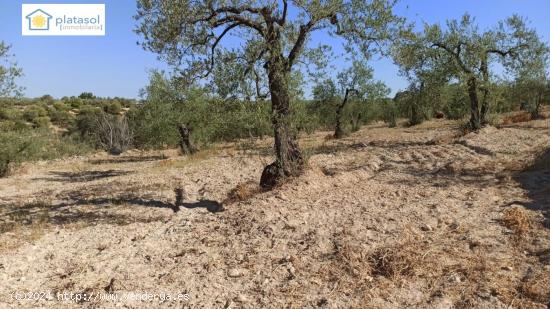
[0,42,23,97]
[395,14,545,131]
[333,60,373,138]
[512,42,549,119]
[135,0,402,188]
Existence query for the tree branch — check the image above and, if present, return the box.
[212,15,265,35]
[487,44,529,57]
[432,41,471,74]
[277,0,288,26]
[287,20,316,69]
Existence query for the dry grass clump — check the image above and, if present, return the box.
[502,112,531,125]
[223,181,261,204]
[519,269,550,304]
[369,239,430,280]
[313,236,374,303]
[501,207,531,237]
[331,238,371,280]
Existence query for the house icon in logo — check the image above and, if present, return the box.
[26,9,52,30]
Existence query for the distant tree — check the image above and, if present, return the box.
[78,92,95,99]
[312,79,338,103]
[396,14,545,130]
[511,41,550,119]
[392,30,449,126]
[135,0,403,188]
[0,42,23,97]
[333,60,388,137]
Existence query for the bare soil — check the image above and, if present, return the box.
[0,113,549,308]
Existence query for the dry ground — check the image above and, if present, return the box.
[0,111,549,308]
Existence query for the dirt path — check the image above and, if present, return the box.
[0,117,549,308]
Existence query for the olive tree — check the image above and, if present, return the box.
[396,14,544,130]
[0,42,23,97]
[392,31,449,125]
[512,42,549,119]
[135,0,402,188]
[333,60,373,138]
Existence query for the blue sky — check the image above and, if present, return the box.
[1,0,549,99]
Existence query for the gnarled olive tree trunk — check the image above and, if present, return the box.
[260,55,303,189]
[479,58,490,126]
[177,123,197,155]
[334,88,355,139]
[467,77,482,131]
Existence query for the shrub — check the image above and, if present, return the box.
[33,116,51,128]
[382,100,398,127]
[102,100,122,114]
[64,97,83,108]
[0,129,93,177]
[292,100,321,134]
[73,106,102,140]
[0,131,32,177]
[23,105,47,122]
[94,113,133,155]
[0,119,29,131]
[0,107,22,121]
[48,108,72,126]
[53,101,68,111]
[39,95,54,105]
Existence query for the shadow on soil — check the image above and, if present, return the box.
[1,192,223,233]
[512,149,550,227]
[89,155,167,165]
[33,170,133,182]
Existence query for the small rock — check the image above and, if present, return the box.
[449,221,460,230]
[287,264,296,276]
[421,224,433,232]
[450,274,461,283]
[227,268,245,278]
[236,294,248,302]
[502,266,513,271]
[276,193,288,201]
[476,290,491,299]
[224,300,235,309]
[432,297,453,309]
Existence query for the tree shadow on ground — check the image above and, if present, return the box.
[512,149,550,227]
[89,155,167,165]
[33,170,133,182]
[383,164,502,189]
[1,193,223,234]
[59,195,223,213]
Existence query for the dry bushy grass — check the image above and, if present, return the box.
[501,207,531,237]
[502,112,531,125]
[223,180,262,204]
[369,239,430,280]
[520,269,550,304]
[155,147,219,170]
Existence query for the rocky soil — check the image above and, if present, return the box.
[0,114,549,308]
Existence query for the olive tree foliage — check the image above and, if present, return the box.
[332,60,387,137]
[510,41,549,119]
[135,0,403,188]
[0,42,23,97]
[392,30,449,126]
[312,61,388,133]
[394,14,545,131]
